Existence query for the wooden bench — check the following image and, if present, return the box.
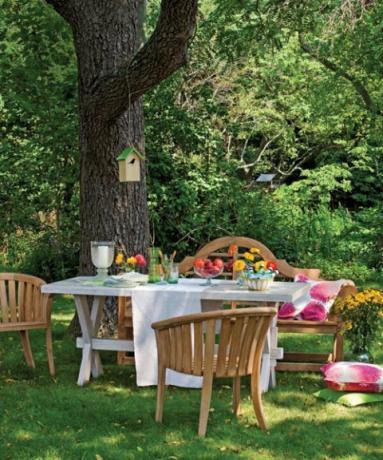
[0,273,55,376]
[178,236,356,372]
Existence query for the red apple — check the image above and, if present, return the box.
[209,266,221,276]
[194,258,205,269]
[204,259,213,269]
[213,258,224,269]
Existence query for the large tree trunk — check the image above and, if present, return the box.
[45,0,198,334]
[72,4,150,273]
[70,4,149,333]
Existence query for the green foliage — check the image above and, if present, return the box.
[5,228,79,282]
[0,0,79,278]
[1,0,382,283]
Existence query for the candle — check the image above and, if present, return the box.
[91,241,115,278]
[92,245,113,268]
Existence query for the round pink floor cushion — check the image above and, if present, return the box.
[321,362,383,393]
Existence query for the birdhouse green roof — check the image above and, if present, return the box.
[117,147,145,161]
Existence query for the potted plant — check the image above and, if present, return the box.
[333,289,383,362]
[232,247,278,291]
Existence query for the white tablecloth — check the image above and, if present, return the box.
[131,279,205,387]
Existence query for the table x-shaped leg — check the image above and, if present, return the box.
[74,295,106,386]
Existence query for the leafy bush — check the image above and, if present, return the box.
[5,230,78,282]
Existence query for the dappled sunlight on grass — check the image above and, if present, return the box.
[0,295,382,459]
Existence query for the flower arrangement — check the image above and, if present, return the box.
[228,246,278,291]
[333,289,383,360]
[115,252,147,272]
[231,247,278,278]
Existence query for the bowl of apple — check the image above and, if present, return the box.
[193,258,224,285]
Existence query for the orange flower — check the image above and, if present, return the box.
[228,244,238,257]
[127,256,137,265]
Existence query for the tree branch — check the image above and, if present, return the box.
[238,132,282,172]
[88,0,198,121]
[299,34,379,114]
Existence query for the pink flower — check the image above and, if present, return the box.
[135,254,147,267]
[300,301,327,321]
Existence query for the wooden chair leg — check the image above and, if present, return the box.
[155,365,166,423]
[333,331,344,362]
[46,326,56,377]
[251,371,267,430]
[232,375,241,416]
[20,330,35,369]
[198,374,213,437]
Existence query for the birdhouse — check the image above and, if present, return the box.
[117,147,145,182]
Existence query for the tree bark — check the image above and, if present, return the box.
[70,3,150,275]
[45,0,198,334]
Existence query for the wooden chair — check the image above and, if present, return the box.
[0,273,55,376]
[117,297,135,365]
[179,236,355,372]
[152,307,277,437]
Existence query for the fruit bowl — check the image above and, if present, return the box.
[193,258,224,285]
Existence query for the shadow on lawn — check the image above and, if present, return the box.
[1,361,382,460]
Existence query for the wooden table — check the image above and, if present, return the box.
[42,278,308,389]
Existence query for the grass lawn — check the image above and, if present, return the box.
[0,294,382,460]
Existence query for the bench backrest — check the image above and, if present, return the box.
[179,236,321,280]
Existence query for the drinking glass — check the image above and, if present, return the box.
[167,263,179,284]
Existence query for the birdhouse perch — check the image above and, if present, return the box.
[117,147,145,182]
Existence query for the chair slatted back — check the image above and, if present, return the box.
[178,236,321,280]
[153,307,276,378]
[0,273,49,324]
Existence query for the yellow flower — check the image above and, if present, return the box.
[254,261,266,271]
[115,253,124,265]
[250,247,260,254]
[233,260,246,272]
[127,256,137,265]
[243,252,255,261]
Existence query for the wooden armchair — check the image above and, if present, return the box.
[0,273,55,376]
[179,236,355,372]
[152,307,277,436]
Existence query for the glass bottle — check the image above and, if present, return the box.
[148,247,161,283]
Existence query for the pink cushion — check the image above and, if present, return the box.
[278,302,296,319]
[277,275,349,321]
[300,301,327,321]
[321,362,383,393]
